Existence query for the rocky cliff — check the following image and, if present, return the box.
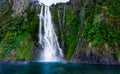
[0,0,120,65]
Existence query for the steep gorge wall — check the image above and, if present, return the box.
[0,0,120,65]
[52,0,120,64]
[0,0,35,61]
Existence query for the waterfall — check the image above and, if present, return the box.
[38,0,69,62]
[57,7,66,49]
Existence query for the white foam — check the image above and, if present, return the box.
[38,0,69,6]
[38,0,69,62]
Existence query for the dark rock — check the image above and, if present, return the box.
[75,49,120,65]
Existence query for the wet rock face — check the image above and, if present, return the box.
[0,0,7,9]
[12,0,28,13]
[76,50,119,65]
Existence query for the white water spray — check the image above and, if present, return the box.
[38,0,69,6]
[38,0,69,62]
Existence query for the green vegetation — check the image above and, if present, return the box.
[25,5,39,38]
[83,0,120,59]
[65,13,80,58]
[62,0,120,62]
[0,0,120,63]
[0,1,39,60]
[51,0,120,62]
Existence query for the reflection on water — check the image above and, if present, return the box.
[0,62,120,74]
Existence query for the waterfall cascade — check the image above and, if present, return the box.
[38,0,69,62]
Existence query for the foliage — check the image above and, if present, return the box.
[62,0,120,61]
[25,5,39,40]
[0,0,120,62]
[83,0,120,47]
[0,2,36,60]
[64,8,80,58]
[0,15,34,60]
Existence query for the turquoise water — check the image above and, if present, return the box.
[0,62,120,74]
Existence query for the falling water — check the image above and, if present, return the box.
[57,7,66,49]
[38,0,69,62]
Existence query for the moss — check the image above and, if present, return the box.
[64,7,80,58]
[25,5,39,40]
[0,19,34,60]
[0,0,120,63]
[66,42,75,59]
[0,1,37,60]
[15,34,33,60]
